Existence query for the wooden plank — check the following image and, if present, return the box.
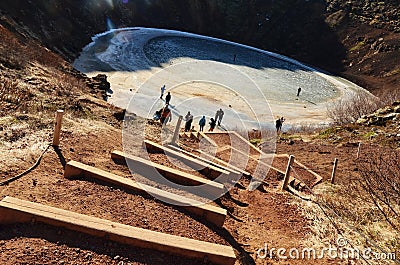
[111,150,224,197]
[230,131,267,156]
[206,131,275,157]
[166,145,240,175]
[198,132,217,147]
[143,140,231,180]
[202,132,229,134]
[217,145,232,153]
[167,144,249,177]
[229,146,285,175]
[64,161,227,227]
[0,196,236,265]
[189,132,198,139]
[293,159,323,188]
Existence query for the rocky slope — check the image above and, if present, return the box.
[0,0,399,94]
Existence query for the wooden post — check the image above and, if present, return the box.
[52,110,64,147]
[356,143,361,159]
[331,158,338,184]
[282,155,295,191]
[171,115,183,145]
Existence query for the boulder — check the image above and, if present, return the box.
[87,74,110,91]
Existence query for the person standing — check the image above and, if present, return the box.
[209,118,216,132]
[217,108,224,126]
[276,117,285,133]
[184,111,193,132]
[214,109,220,123]
[165,92,171,105]
[160,105,172,125]
[160,85,166,99]
[199,116,206,132]
[297,87,302,97]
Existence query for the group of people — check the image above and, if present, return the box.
[158,85,287,134]
[158,85,225,132]
[187,108,223,132]
[153,85,173,126]
[160,85,171,104]
[154,104,172,125]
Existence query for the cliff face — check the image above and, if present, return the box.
[0,0,398,93]
[324,0,400,93]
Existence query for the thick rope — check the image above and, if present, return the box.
[0,144,51,186]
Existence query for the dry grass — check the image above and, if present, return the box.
[298,147,400,264]
[294,182,398,265]
[327,91,380,125]
[327,89,400,126]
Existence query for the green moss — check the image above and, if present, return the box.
[363,131,377,138]
[350,41,365,52]
[318,126,342,138]
[250,138,261,146]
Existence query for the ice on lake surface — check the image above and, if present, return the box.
[74,27,369,130]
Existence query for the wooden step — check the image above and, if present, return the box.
[189,132,198,140]
[217,145,232,153]
[64,161,227,227]
[166,144,246,177]
[229,146,285,175]
[111,150,225,198]
[0,196,235,265]
[198,132,217,147]
[143,140,231,181]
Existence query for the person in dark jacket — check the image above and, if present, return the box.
[165,92,171,105]
[276,117,285,133]
[209,118,217,131]
[199,116,206,132]
[184,111,193,132]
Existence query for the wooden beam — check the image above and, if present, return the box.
[52,110,64,147]
[198,132,217,147]
[229,146,284,175]
[0,196,235,265]
[292,159,323,188]
[331,158,338,184]
[111,150,225,197]
[171,115,183,145]
[165,145,244,176]
[282,155,295,191]
[143,140,231,180]
[64,161,227,227]
[230,131,268,156]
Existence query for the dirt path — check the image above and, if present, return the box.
[0,121,351,264]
